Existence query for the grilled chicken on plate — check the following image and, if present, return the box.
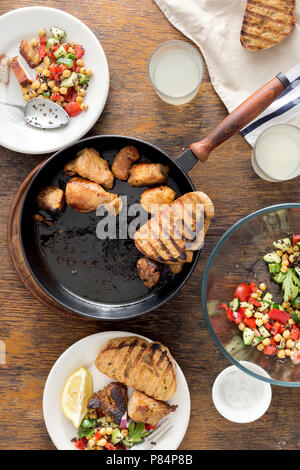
[136,257,162,289]
[19,39,43,68]
[36,186,65,214]
[64,148,114,189]
[9,56,32,87]
[112,146,140,180]
[65,177,122,215]
[87,382,128,425]
[0,54,10,84]
[140,186,176,214]
[128,390,177,426]
[95,336,177,401]
[134,191,214,265]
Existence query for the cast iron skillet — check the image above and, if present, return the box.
[20,135,201,320]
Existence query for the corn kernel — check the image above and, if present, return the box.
[86,69,93,77]
[259,283,267,291]
[39,28,46,37]
[277,349,286,359]
[81,103,88,111]
[60,87,68,95]
[76,59,84,66]
[281,265,288,273]
[43,69,50,77]
[62,69,71,78]
[257,343,265,351]
[79,67,87,74]
[286,339,295,349]
[262,338,271,346]
[76,95,83,103]
[274,333,282,342]
[276,250,283,257]
[238,322,245,331]
[23,94,30,102]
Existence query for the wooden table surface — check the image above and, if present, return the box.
[1,0,300,451]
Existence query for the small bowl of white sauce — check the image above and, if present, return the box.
[212,361,272,423]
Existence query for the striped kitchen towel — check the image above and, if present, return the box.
[154,0,300,146]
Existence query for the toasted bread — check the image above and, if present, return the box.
[95,336,177,401]
[134,191,214,264]
[241,0,296,51]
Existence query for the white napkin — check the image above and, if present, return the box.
[154,0,300,145]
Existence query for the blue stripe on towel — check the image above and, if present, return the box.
[241,75,300,137]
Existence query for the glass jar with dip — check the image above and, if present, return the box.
[148,40,204,105]
[251,124,300,182]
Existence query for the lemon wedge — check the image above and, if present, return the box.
[61,367,93,428]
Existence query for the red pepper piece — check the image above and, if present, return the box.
[249,298,262,307]
[105,442,116,450]
[244,317,256,329]
[75,438,86,450]
[265,321,272,330]
[293,234,300,245]
[222,303,234,322]
[37,44,47,59]
[232,307,245,324]
[249,282,258,293]
[64,88,77,103]
[291,327,300,341]
[50,92,61,101]
[145,424,156,431]
[51,43,59,52]
[39,36,46,45]
[272,321,283,336]
[74,44,85,59]
[269,309,291,324]
[94,431,102,440]
[64,44,70,51]
[263,345,276,356]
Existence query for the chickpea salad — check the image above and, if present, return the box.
[22,26,92,117]
[72,410,153,451]
[222,235,300,363]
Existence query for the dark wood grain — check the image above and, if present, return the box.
[190,76,286,162]
[0,0,300,451]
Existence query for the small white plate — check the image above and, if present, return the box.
[43,331,190,450]
[212,361,272,424]
[0,7,109,154]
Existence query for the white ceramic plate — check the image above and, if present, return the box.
[43,331,190,450]
[0,7,109,154]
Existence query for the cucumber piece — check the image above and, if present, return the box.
[271,302,284,311]
[258,300,270,312]
[295,266,300,278]
[60,72,78,88]
[273,272,287,284]
[251,336,263,347]
[258,325,271,338]
[269,263,281,274]
[263,292,273,303]
[291,311,300,323]
[56,57,74,68]
[46,37,58,49]
[53,45,67,59]
[78,73,89,85]
[225,336,245,355]
[43,90,51,98]
[243,327,255,346]
[50,26,66,41]
[273,238,291,251]
[263,251,281,264]
[229,298,240,312]
[292,296,300,309]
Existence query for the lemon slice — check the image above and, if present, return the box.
[61,367,93,428]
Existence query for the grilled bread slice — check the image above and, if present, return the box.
[134,191,214,264]
[95,336,177,401]
[241,0,296,51]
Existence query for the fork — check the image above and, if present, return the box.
[142,417,173,449]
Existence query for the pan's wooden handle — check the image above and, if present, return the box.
[190,74,289,162]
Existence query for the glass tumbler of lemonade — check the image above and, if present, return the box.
[251,124,300,182]
[148,40,204,105]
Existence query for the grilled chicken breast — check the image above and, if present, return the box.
[136,257,162,289]
[36,186,64,214]
[112,146,140,180]
[134,191,214,264]
[19,39,43,68]
[128,390,177,426]
[9,56,32,86]
[95,336,177,401]
[128,163,169,187]
[65,177,122,215]
[241,0,296,51]
[140,186,176,214]
[64,148,114,189]
[87,382,127,425]
[0,54,10,84]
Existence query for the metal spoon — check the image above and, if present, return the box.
[0,97,69,129]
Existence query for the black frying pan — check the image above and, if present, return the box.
[20,134,202,321]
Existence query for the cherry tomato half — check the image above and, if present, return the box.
[65,101,82,117]
[233,283,251,302]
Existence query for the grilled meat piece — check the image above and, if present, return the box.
[65,177,122,215]
[112,146,140,180]
[128,163,169,187]
[0,54,10,84]
[87,382,127,425]
[19,39,43,68]
[140,186,176,214]
[128,390,177,426]
[134,191,214,265]
[64,148,114,189]
[241,0,296,51]
[137,257,162,289]
[9,56,32,87]
[95,336,177,401]
[33,213,53,226]
[36,186,64,214]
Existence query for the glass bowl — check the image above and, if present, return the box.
[202,204,300,387]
